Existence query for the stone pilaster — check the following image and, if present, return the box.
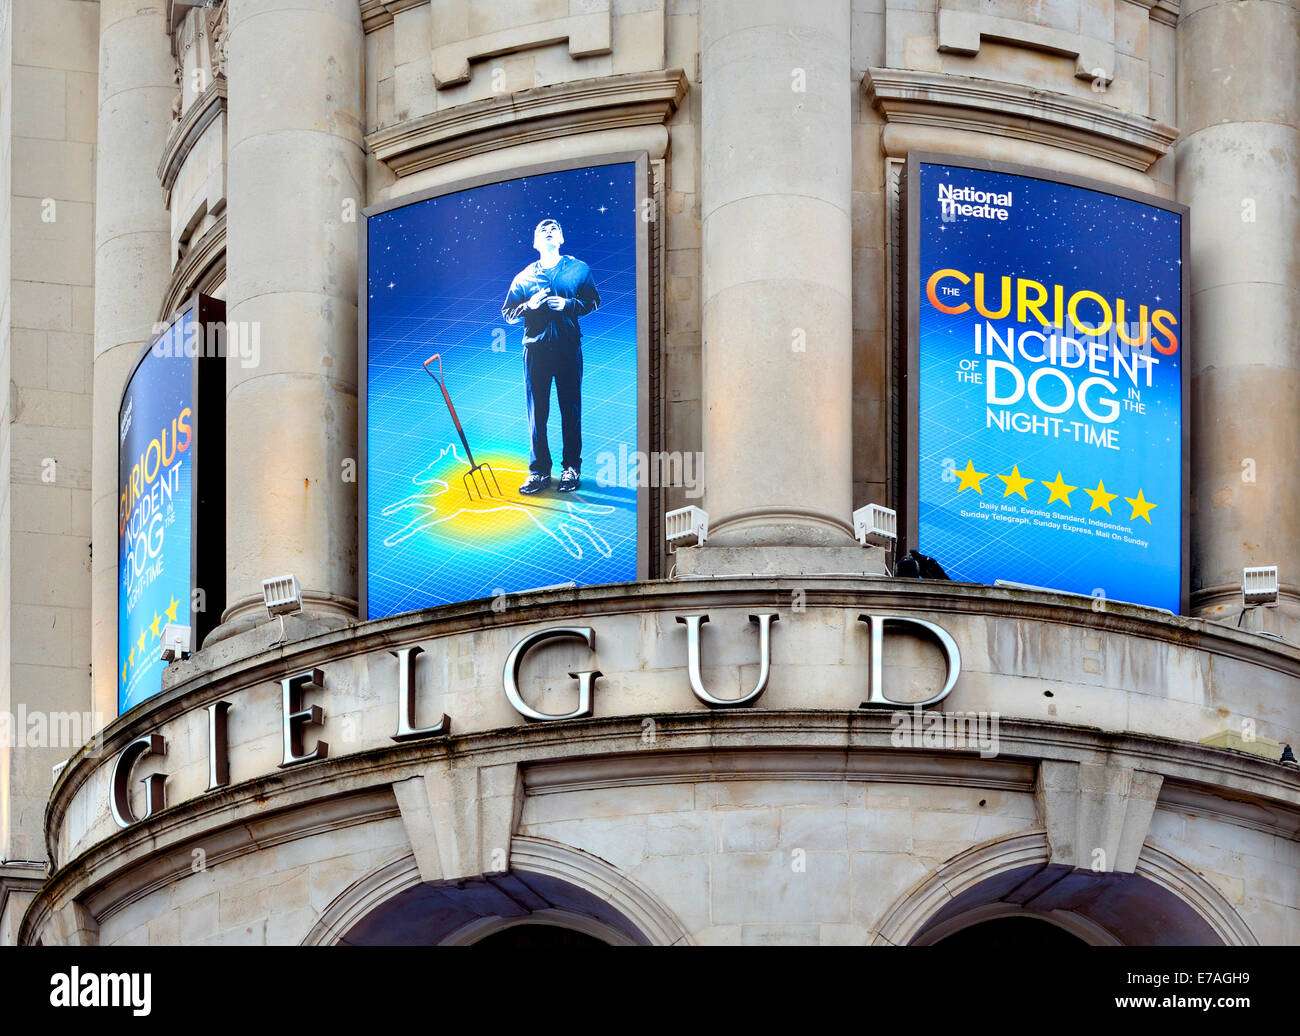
[91,0,175,721]
[1178,0,1300,628]
[219,0,365,634]
[696,0,856,557]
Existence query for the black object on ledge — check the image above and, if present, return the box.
[893,548,950,581]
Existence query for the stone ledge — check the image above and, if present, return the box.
[365,68,687,177]
[936,7,1115,84]
[524,745,1037,796]
[28,713,1297,945]
[432,2,613,89]
[864,67,1178,172]
[673,544,889,577]
[1199,727,1282,762]
[157,75,226,192]
[1160,776,1300,841]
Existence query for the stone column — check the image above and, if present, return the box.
[1177,0,1300,628]
[219,0,364,634]
[91,1,175,721]
[695,0,856,558]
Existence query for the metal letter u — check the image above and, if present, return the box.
[676,613,779,707]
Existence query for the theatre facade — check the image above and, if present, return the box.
[0,0,1298,946]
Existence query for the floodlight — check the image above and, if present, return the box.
[854,504,897,548]
[1243,566,1279,607]
[160,623,192,663]
[262,574,303,616]
[666,506,708,549]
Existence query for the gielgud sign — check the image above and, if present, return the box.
[109,612,961,828]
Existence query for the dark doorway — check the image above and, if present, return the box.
[472,923,610,948]
[934,916,1087,948]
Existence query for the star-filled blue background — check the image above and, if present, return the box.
[365,163,640,618]
[916,162,1184,611]
[119,312,194,713]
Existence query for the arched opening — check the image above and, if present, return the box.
[470,923,611,948]
[307,838,693,947]
[931,915,1088,949]
[873,834,1254,947]
[336,870,649,946]
[909,864,1224,946]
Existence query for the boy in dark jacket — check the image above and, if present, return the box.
[502,219,601,494]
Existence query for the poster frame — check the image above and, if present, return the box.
[901,151,1190,614]
[357,152,654,621]
[117,292,227,714]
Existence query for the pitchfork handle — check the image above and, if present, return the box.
[424,353,477,467]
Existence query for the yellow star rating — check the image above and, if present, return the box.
[997,465,1035,500]
[955,460,990,494]
[165,596,180,624]
[150,612,162,640]
[1125,488,1157,524]
[1041,471,1077,506]
[953,460,1157,524]
[1083,479,1118,514]
[128,644,135,668]
[137,629,146,656]
[121,660,128,684]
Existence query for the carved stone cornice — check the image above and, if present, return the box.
[366,68,687,177]
[157,75,227,192]
[1152,2,1179,29]
[23,711,1295,944]
[167,0,206,34]
[360,0,427,34]
[160,214,226,321]
[1121,0,1181,29]
[864,67,1179,172]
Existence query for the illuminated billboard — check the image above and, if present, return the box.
[360,155,650,619]
[903,154,1188,612]
[118,296,226,713]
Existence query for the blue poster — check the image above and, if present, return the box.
[365,163,640,618]
[118,313,194,712]
[915,161,1184,611]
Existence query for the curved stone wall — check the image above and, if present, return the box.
[24,579,1300,945]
